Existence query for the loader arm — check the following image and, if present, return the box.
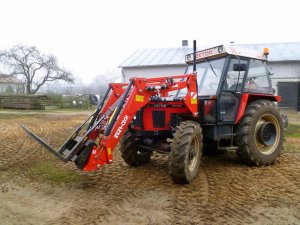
[82,74,198,171]
[21,73,198,172]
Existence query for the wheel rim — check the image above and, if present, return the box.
[254,113,281,155]
[188,136,200,172]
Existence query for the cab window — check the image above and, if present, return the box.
[223,58,248,92]
[244,59,272,94]
[180,57,226,97]
[188,58,225,96]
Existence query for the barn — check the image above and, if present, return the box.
[120,41,300,110]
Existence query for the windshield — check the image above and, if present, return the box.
[187,57,226,96]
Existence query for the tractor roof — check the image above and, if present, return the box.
[185,45,265,64]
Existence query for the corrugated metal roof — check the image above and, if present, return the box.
[119,47,192,68]
[119,42,300,68]
[236,42,300,62]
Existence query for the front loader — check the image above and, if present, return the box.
[21,41,284,184]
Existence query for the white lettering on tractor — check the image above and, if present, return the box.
[114,115,129,139]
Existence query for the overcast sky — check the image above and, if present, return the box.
[0,0,299,83]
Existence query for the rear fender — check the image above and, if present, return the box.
[235,94,281,124]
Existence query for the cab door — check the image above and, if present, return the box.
[219,58,249,123]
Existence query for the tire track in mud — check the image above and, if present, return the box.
[165,152,300,225]
[53,153,174,225]
[0,121,37,169]
[196,155,253,225]
[66,153,209,225]
[245,158,300,224]
[0,113,88,182]
[54,152,300,225]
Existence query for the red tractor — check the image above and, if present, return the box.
[21,41,284,184]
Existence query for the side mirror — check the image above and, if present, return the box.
[233,64,247,71]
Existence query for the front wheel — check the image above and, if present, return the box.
[236,100,284,166]
[120,131,151,167]
[169,121,203,184]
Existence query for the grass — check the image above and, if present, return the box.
[0,108,94,120]
[0,107,95,113]
[283,123,300,153]
[284,141,300,153]
[44,107,95,112]
[30,162,81,185]
[285,123,300,138]
[0,113,34,120]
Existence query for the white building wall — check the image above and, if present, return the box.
[122,65,187,82]
[0,83,25,94]
[268,61,300,93]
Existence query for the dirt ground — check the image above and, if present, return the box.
[0,111,299,225]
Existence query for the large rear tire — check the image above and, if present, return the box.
[236,100,284,166]
[120,131,151,167]
[169,121,203,184]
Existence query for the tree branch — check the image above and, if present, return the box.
[0,45,74,94]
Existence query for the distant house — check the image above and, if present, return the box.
[120,41,300,110]
[0,74,25,94]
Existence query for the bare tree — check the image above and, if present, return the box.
[92,69,122,95]
[0,45,74,94]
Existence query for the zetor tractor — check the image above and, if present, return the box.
[21,41,284,184]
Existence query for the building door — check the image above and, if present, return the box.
[277,82,300,110]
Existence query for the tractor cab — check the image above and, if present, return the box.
[185,45,275,125]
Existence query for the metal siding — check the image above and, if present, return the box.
[268,62,300,79]
[267,62,300,94]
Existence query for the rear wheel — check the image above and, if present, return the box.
[120,131,151,167]
[236,100,284,166]
[169,121,203,184]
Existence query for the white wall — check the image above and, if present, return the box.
[268,61,300,94]
[0,83,25,94]
[122,65,187,82]
[269,61,300,78]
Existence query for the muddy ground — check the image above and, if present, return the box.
[0,111,299,225]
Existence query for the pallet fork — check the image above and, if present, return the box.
[20,83,127,169]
